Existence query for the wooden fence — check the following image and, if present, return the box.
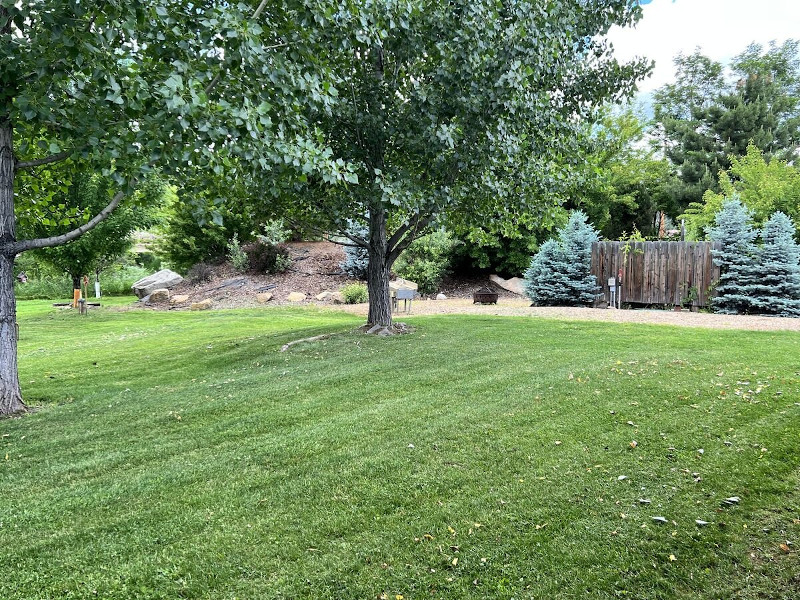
[591,241,721,307]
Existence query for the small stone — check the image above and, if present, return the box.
[191,299,213,311]
[436,293,447,300]
[286,292,306,302]
[170,294,189,304]
[149,288,170,302]
[315,291,332,301]
[256,292,273,303]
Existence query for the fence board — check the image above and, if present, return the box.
[591,241,721,307]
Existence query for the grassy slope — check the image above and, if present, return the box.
[2,300,799,599]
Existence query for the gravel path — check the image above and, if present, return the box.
[334,298,800,332]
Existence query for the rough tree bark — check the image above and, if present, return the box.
[366,204,393,327]
[0,119,26,415]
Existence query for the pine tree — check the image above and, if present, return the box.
[708,198,761,314]
[755,212,800,316]
[523,211,599,306]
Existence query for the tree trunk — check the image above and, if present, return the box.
[366,205,393,327]
[0,119,26,416]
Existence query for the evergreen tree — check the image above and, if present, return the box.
[708,198,761,314]
[654,41,800,210]
[523,212,599,306]
[339,222,370,280]
[755,212,800,316]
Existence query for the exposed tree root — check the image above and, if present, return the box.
[280,334,331,352]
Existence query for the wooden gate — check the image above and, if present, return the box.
[591,241,721,307]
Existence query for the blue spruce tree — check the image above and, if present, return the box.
[708,198,760,314]
[755,212,800,316]
[523,211,599,306]
[339,222,369,279]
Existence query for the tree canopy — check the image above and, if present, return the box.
[681,145,800,240]
[268,0,650,326]
[653,40,800,210]
[0,0,351,415]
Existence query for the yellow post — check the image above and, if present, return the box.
[72,288,81,308]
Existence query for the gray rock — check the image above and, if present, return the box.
[436,293,447,300]
[489,274,525,295]
[287,292,306,302]
[132,269,184,298]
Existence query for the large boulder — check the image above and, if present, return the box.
[132,269,184,299]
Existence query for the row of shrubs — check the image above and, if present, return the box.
[14,265,151,300]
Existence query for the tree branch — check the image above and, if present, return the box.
[288,217,368,248]
[15,151,71,170]
[6,190,125,254]
[387,214,432,265]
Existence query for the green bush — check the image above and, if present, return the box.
[227,234,249,273]
[187,263,215,284]
[14,265,148,300]
[341,283,368,304]
[244,239,292,274]
[99,266,150,296]
[14,275,71,300]
[393,230,459,295]
[157,196,254,272]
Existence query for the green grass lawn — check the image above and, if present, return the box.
[2,300,799,599]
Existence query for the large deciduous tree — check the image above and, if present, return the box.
[275,0,650,328]
[0,1,348,415]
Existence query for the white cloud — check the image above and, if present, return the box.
[608,0,800,92]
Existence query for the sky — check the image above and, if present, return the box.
[607,0,800,93]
